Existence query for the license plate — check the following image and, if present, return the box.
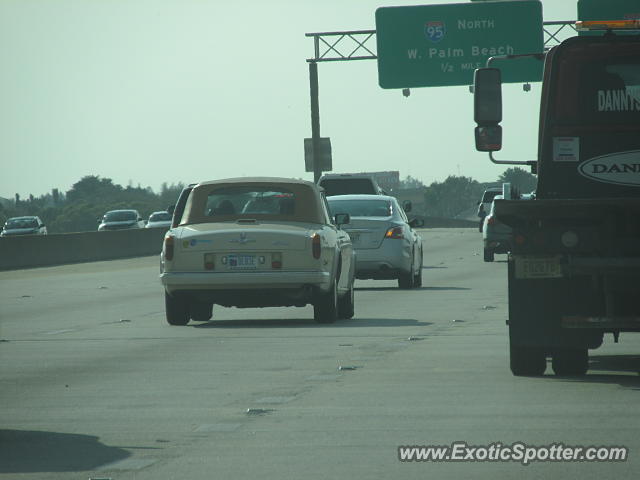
[228,254,256,269]
[514,255,563,279]
[348,232,360,243]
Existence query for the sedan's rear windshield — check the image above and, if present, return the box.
[205,187,296,217]
[320,179,377,196]
[105,211,137,221]
[328,199,391,217]
[6,218,38,228]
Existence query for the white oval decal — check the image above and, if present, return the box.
[578,150,640,186]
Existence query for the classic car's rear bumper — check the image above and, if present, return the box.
[161,270,331,293]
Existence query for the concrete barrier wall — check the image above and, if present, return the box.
[0,227,168,271]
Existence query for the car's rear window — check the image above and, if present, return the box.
[328,199,391,217]
[149,212,171,222]
[105,211,136,221]
[6,218,37,228]
[182,182,326,225]
[204,187,296,217]
[320,178,377,196]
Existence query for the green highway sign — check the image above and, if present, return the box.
[375,1,544,88]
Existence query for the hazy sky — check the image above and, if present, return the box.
[0,0,579,199]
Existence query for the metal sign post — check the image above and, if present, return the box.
[308,61,323,183]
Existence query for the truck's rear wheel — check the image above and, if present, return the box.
[510,344,546,376]
[551,348,588,376]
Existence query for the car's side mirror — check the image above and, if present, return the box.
[409,217,424,228]
[474,68,503,152]
[402,200,412,213]
[334,213,350,227]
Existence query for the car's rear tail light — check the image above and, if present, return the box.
[486,215,496,226]
[312,233,321,259]
[385,226,404,239]
[164,235,175,261]
[272,252,282,269]
[204,253,215,270]
[515,234,526,246]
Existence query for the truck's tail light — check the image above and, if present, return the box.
[486,215,497,226]
[514,234,526,246]
[272,252,282,269]
[204,253,215,270]
[164,235,175,261]
[385,226,404,239]
[312,233,321,259]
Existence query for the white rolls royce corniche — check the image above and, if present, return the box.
[160,177,355,325]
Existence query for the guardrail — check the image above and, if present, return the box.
[0,227,168,271]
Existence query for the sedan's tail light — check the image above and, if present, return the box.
[204,253,215,270]
[164,235,175,261]
[272,252,282,269]
[385,227,404,239]
[312,233,321,259]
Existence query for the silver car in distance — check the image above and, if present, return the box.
[327,194,424,289]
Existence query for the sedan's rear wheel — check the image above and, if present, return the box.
[165,292,190,326]
[314,281,338,324]
[190,301,213,322]
[413,251,423,287]
[337,279,355,319]
[398,263,414,289]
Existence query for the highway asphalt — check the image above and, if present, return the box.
[1,228,639,479]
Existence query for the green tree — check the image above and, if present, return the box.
[398,175,425,189]
[424,176,485,218]
[497,167,537,195]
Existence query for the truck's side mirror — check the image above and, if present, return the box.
[474,68,503,152]
[402,200,412,213]
[475,126,502,152]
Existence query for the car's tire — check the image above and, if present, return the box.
[551,348,588,376]
[190,301,213,322]
[314,281,338,324]
[337,279,355,319]
[483,248,494,262]
[165,292,190,326]
[413,251,423,288]
[398,269,414,289]
[510,344,547,376]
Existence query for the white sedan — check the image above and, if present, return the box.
[327,194,423,289]
[160,177,356,325]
